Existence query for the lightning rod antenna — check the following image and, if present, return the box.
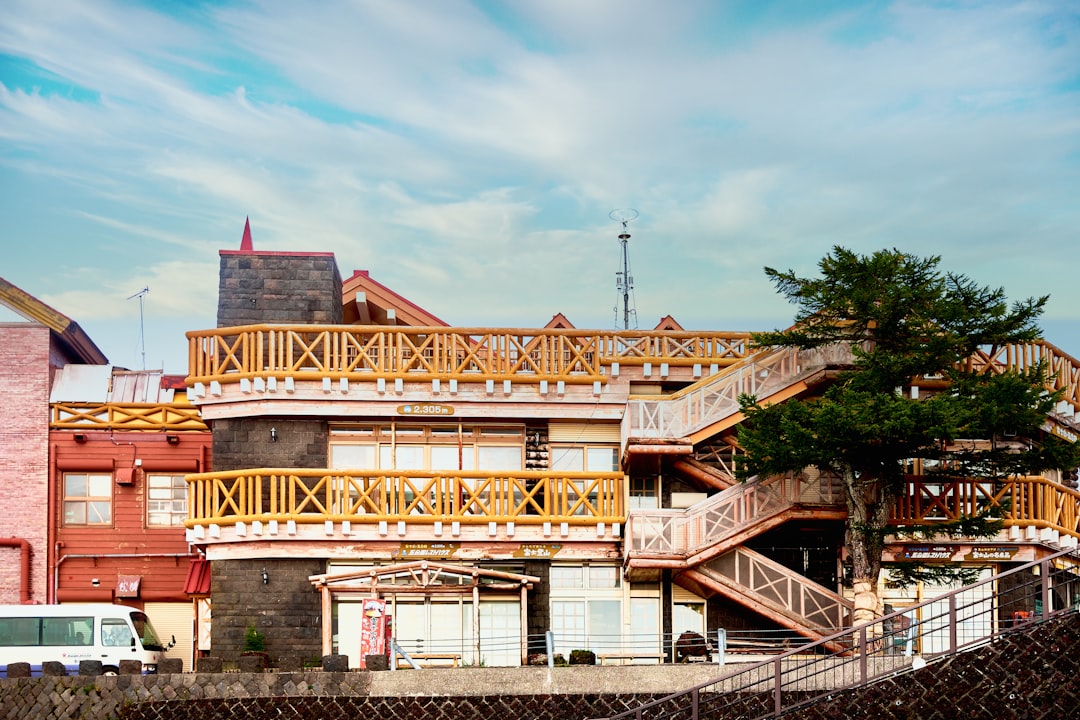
[609,209,639,330]
[127,286,149,370]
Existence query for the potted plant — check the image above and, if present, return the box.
[569,649,596,665]
[239,624,269,671]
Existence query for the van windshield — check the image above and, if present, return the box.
[129,611,164,651]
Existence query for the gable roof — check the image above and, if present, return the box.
[341,270,448,327]
[0,277,108,364]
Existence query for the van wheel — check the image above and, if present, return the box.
[102,666,119,676]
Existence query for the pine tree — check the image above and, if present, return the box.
[737,247,1080,625]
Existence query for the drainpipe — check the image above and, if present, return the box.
[0,538,32,604]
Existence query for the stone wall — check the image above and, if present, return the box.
[216,251,343,327]
[1,613,1077,720]
[209,558,324,664]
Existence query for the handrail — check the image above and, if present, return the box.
[626,339,1080,442]
[185,468,624,527]
[591,546,1080,720]
[50,402,208,431]
[626,344,854,440]
[184,325,753,386]
[693,546,853,634]
[625,471,845,562]
[893,475,1080,541]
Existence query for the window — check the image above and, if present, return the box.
[549,563,624,656]
[147,474,187,527]
[63,473,112,525]
[629,477,659,510]
[549,444,618,515]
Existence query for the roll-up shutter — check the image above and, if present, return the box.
[672,586,705,603]
[548,423,621,443]
[144,602,194,672]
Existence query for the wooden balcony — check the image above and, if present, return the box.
[51,402,207,431]
[185,468,625,531]
[893,475,1080,543]
[185,325,753,387]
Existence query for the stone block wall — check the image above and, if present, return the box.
[1,613,1078,720]
[210,418,329,472]
[216,251,343,328]
[210,558,324,664]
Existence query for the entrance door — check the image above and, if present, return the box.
[392,598,468,664]
[478,601,521,667]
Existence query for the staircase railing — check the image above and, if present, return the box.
[591,546,1080,720]
[691,547,853,635]
[624,471,845,563]
[625,344,855,441]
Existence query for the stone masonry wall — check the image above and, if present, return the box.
[1,614,1077,720]
[210,558,324,664]
[216,252,343,328]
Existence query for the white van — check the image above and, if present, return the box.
[0,603,169,676]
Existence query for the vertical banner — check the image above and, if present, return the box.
[359,598,388,667]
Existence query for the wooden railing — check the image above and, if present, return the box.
[624,471,845,561]
[893,475,1080,540]
[50,402,207,431]
[626,340,1080,442]
[626,344,855,440]
[695,547,853,633]
[185,468,624,528]
[185,325,753,386]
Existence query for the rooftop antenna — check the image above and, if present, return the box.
[609,208,639,330]
[127,286,149,370]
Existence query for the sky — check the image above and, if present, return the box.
[1,1,1078,374]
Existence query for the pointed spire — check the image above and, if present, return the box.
[240,216,253,252]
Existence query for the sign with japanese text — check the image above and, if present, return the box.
[394,542,459,559]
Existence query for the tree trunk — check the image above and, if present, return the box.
[842,466,892,629]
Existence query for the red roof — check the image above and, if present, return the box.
[182,557,211,595]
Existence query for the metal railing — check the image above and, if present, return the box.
[185,468,624,527]
[185,325,754,386]
[591,546,1080,720]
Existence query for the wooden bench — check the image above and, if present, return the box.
[395,652,462,668]
[598,653,666,666]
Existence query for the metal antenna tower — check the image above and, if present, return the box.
[127,286,149,370]
[609,209,639,330]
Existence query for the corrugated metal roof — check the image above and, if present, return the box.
[49,365,115,402]
[50,366,176,403]
[182,557,211,595]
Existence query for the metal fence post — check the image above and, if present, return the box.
[715,628,726,666]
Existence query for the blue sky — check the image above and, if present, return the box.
[2,0,1078,374]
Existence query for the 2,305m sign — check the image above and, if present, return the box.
[397,404,454,416]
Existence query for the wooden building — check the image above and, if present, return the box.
[185,229,1080,668]
[49,365,211,670]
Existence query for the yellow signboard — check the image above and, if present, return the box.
[397,403,454,416]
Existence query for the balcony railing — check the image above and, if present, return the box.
[893,475,1080,541]
[50,402,208,431]
[185,468,624,528]
[185,325,753,386]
